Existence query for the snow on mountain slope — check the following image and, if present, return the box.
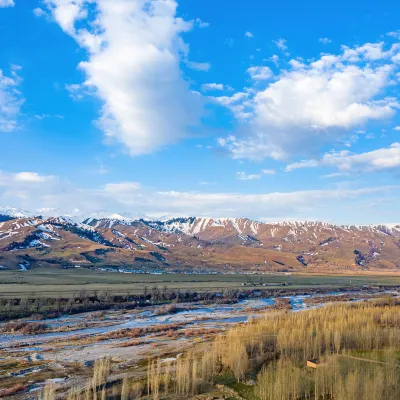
[0,206,31,219]
[82,216,400,246]
[1,209,400,272]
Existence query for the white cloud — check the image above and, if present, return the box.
[1,170,399,222]
[351,42,388,61]
[288,59,305,69]
[387,30,400,40]
[274,38,287,51]
[319,37,332,44]
[0,66,24,132]
[0,171,56,204]
[261,169,276,175]
[394,126,400,131]
[45,0,203,156]
[0,171,54,185]
[286,143,400,173]
[201,83,224,91]
[104,182,141,193]
[268,54,279,66]
[247,66,273,81]
[195,18,209,28]
[237,169,276,180]
[217,40,400,160]
[65,83,86,100]
[236,171,261,180]
[33,7,46,17]
[34,114,50,120]
[285,159,319,172]
[202,83,224,91]
[245,31,253,38]
[14,172,54,183]
[213,93,252,119]
[0,0,14,7]
[187,61,211,71]
[151,186,400,221]
[322,172,350,179]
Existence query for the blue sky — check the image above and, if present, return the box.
[1,0,400,224]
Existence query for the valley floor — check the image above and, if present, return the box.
[0,282,399,399]
[2,269,400,298]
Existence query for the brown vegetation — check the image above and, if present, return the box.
[0,384,26,397]
[97,322,186,341]
[141,298,400,399]
[2,321,49,334]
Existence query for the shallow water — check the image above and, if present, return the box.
[1,290,395,350]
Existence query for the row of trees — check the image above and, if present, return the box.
[143,298,400,399]
[2,284,298,321]
[40,298,400,399]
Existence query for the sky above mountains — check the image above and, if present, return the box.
[1,0,400,224]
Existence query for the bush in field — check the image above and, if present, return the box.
[0,384,26,397]
[3,321,48,334]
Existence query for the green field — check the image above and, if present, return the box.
[1,269,400,298]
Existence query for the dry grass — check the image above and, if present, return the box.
[0,384,26,397]
[139,298,400,399]
[2,321,48,334]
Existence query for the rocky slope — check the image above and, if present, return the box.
[1,210,400,273]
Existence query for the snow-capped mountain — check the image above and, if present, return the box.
[0,206,31,219]
[1,209,400,272]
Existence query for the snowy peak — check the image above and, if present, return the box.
[0,206,31,218]
[1,209,400,272]
[148,218,400,238]
[82,215,400,239]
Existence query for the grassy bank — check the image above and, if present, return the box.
[2,269,400,298]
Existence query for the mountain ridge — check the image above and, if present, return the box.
[2,205,400,231]
[1,208,400,273]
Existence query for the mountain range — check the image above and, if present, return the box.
[1,206,400,273]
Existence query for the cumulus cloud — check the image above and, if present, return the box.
[394,126,400,131]
[288,59,305,69]
[201,83,224,91]
[286,143,400,173]
[245,31,253,38]
[44,0,203,156]
[213,93,252,119]
[0,0,14,7]
[217,40,400,160]
[247,66,273,80]
[0,66,24,132]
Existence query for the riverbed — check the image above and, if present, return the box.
[0,288,398,397]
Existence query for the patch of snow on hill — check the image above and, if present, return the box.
[0,206,31,218]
